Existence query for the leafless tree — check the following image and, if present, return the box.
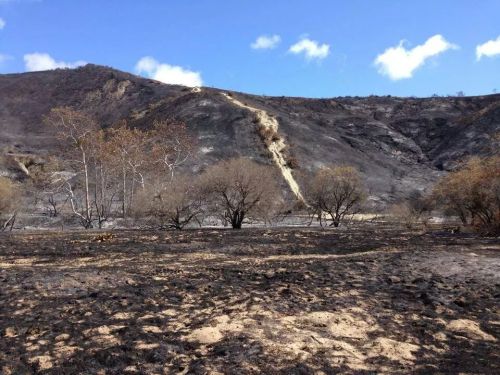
[200,158,281,229]
[43,109,199,228]
[28,157,63,217]
[306,165,366,227]
[151,119,195,181]
[107,123,150,218]
[44,107,100,228]
[88,130,119,228]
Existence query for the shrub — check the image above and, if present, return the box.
[257,125,279,146]
[199,158,282,229]
[133,174,203,230]
[390,191,432,229]
[285,155,300,169]
[305,165,366,227]
[432,155,499,235]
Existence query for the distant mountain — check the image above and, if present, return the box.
[1,64,499,206]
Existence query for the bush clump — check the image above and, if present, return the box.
[432,155,499,235]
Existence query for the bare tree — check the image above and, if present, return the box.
[107,124,150,218]
[88,130,120,228]
[200,158,281,229]
[306,165,366,227]
[151,119,195,181]
[44,107,100,228]
[28,157,63,217]
[43,110,199,228]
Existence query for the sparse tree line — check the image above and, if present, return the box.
[29,107,196,229]
[0,107,498,234]
[3,107,285,230]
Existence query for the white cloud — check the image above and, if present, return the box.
[476,36,500,61]
[135,56,202,87]
[24,53,86,71]
[289,37,330,60]
[374,34,458,80]
[0,18,5,30]
[251,34,281,50]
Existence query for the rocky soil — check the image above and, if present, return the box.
[0,225,498,374]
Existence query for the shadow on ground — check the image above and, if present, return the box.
[0,225,499,374]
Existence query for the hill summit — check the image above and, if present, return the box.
[1,64,499,205]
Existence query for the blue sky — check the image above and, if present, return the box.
[0,0,499,97]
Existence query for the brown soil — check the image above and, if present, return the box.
[0,225,499,374]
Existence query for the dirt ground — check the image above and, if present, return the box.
[0,225,499,374]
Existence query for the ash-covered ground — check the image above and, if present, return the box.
[2,65,499,205]
[0,225,499,374]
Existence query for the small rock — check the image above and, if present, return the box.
[186,326,223,344]
[4,327,16,337]
[126,278,137,286]
[433,332,447,341]
[264,271,275,279]
[26,326,41,335]
[388,276,401,284]
[55,333,70,341]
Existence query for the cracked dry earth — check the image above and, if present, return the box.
[0,226,499,374]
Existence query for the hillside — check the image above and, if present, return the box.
[1,64,499,206]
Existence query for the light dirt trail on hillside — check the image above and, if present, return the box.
[222,92,304,201]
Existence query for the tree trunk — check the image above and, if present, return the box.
[122,165,127,218]
[172,210,183,230]
[459,211,468,225]
[48,195,58,217]
[332,211,341,227]
[1,212,17,231]
[231,210,244,229]
[82,150,91,225]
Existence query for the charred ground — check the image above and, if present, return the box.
[0,226,499,374]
